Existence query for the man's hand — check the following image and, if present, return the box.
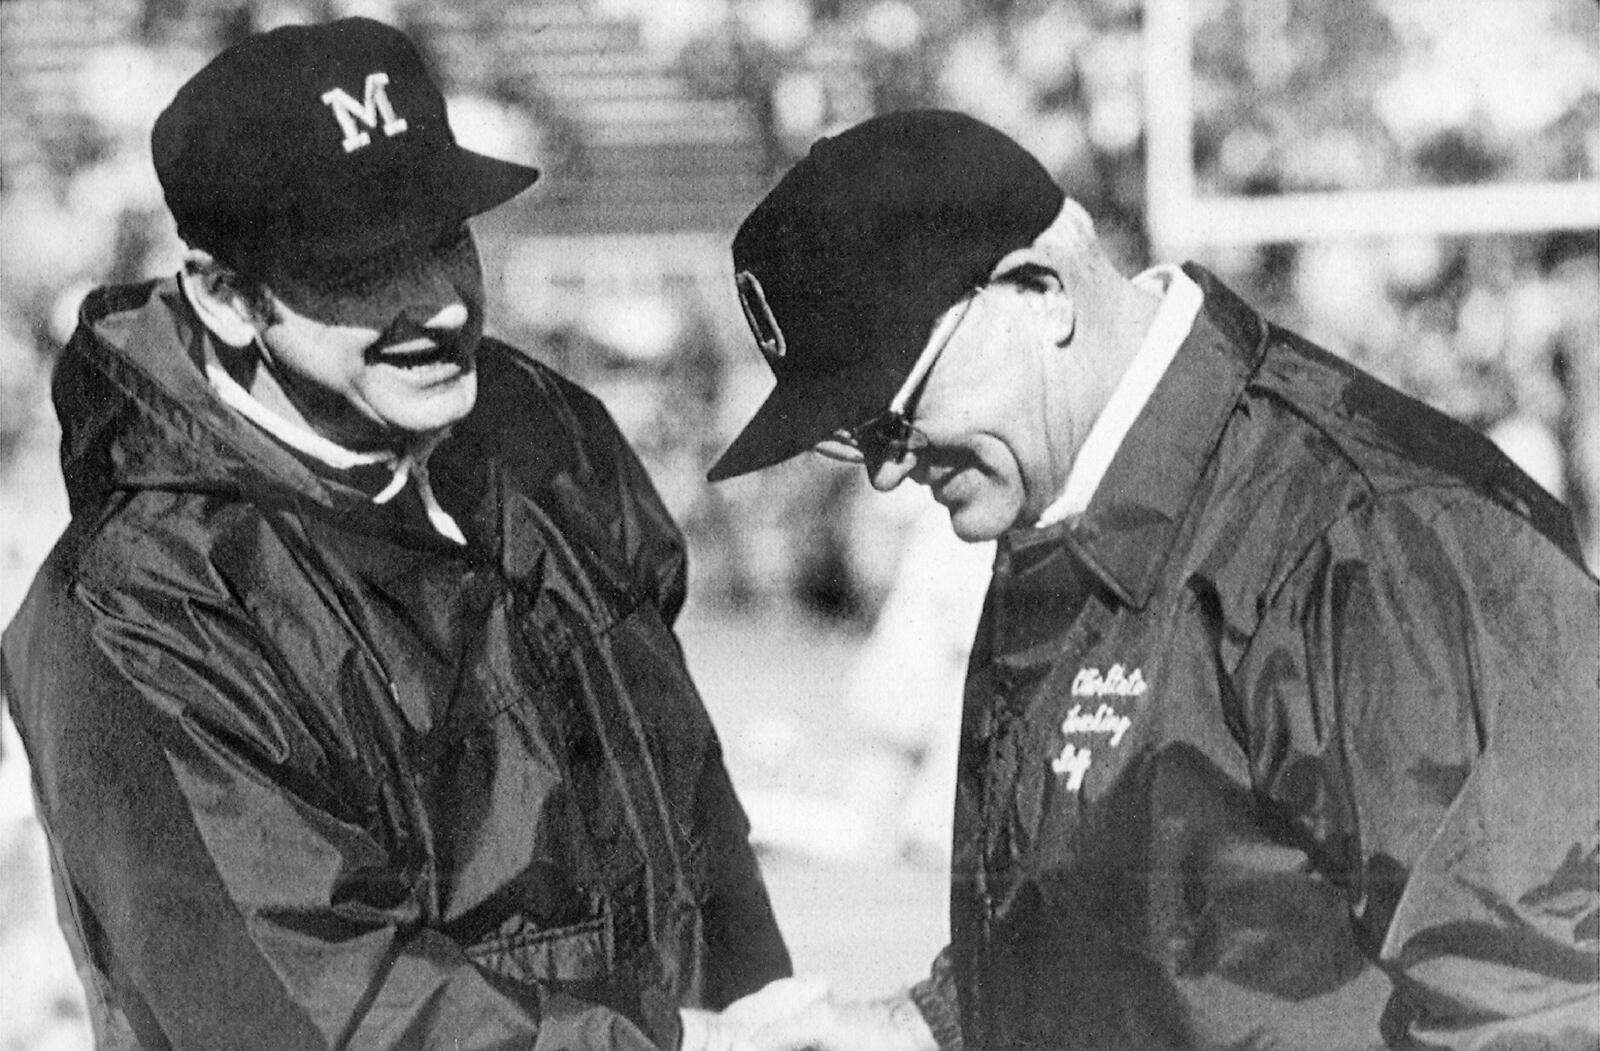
[747,989,938,1051]
[679,977,831,1051]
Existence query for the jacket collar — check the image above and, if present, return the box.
[1001,263,1271,609]
[56,279,455,541]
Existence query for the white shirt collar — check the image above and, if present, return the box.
[1034,264,1204,528]
[201,348,392,471]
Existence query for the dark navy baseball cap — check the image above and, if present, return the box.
[707,109,1063,482]
[152,17,539,284]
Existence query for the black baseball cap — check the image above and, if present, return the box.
[152,17,539,283]
[707,109,1063,482]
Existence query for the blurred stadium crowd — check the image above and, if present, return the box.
[0,0,1597,1047]
[2,0,1597,623]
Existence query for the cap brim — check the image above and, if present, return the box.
[426,144,541,226]
[709,265,981,482]
[292,145,539,275]
[707,356,906,481]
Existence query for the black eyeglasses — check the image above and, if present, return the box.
[815,289,982,466]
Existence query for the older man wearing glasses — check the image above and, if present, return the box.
[707,109,1600,1051]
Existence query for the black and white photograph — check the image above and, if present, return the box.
[0,1,1597,1048]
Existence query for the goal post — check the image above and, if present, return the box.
[1142,0,1600,258]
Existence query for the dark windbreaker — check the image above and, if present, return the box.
[915,266,1600,1050]
[0,279,791,1050]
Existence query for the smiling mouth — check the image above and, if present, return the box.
[376,340,467,370]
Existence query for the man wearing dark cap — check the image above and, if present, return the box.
[710,110,1600,1050]
[0,18,798,1050]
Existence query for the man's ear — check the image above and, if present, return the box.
[988,247,1076,348]
[179,252,267,348]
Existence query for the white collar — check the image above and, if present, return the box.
[183,272,467,545]
[201,347,392,471]
[1035,264,1203,528]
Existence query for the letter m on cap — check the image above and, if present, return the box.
[320,73,409,153]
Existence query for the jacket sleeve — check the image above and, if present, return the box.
[547,364,689,626]
[1241,489,1600,1049]
[9,569,669,1051]
[515,357,790,1008]
[533,364,789,1003]
[608,427,689,626]
[909,947,964,1051]
[493,350,689,626]
[690,736,793,1007]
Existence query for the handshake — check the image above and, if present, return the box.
[679,977,937,1051]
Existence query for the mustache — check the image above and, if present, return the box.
[363,317,476,364]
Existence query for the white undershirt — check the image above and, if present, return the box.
[182,272,467,545]
[1034,265,1204,528]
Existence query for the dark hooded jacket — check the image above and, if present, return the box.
[913,266,1600,1051]
[0,278,791,1050]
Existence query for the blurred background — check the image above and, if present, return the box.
[1,0,1597,1046]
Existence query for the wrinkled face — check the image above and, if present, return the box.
[255,225,484,449]
[855,279,1094,542]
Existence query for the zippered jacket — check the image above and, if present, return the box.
[918,265,1600,1050]
[1,278,791,1050]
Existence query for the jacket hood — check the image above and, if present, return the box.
[54,278,384,521]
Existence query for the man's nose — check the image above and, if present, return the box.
[383,262,468,331]
[424,301,468,332]
[868,452,915,492]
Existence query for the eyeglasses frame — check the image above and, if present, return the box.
[815,287,984,466]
